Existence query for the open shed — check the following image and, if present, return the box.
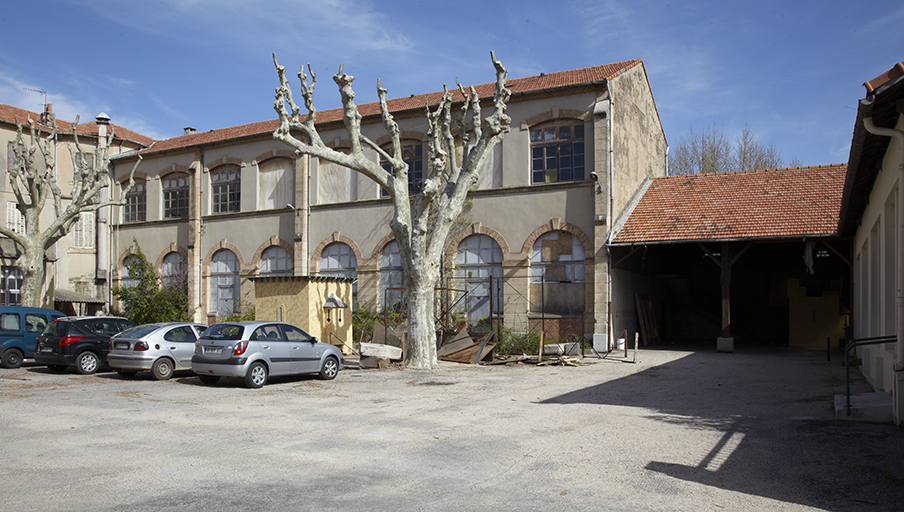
[251,276,354,354]
[608,165,850,350]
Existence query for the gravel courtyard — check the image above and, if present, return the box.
[1,346,902,512]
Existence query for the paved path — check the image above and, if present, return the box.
[1,345,902,511]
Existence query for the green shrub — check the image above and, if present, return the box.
[352,302,405,345]
[495,327,542,355]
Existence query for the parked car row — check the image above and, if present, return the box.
[0,307,343,388]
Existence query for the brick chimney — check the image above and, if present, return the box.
[40,104,55,125]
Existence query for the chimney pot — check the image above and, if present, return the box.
[184,127,197,135]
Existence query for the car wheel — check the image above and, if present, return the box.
[75,352,100,375]
[151,358,174,381]
[199,375,220,385]
[117,370,137,378]
[319,356,339,380]
[244,361,268,388]
[1,349,23,369]
[47,364,67,373]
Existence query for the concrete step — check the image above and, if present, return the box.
[834,392,893,423]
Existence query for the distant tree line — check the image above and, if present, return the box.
[669,122,801,175]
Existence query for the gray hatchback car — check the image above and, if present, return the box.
[191,321,343,388]
[108,322,209,380]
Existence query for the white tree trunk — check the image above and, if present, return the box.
[272,52,510,369]
[1,117,140,307]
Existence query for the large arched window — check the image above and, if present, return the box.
[210,249,240,318]
[258,158,295,209]
[320,242,357,306]
[120,255,142,289]
[259,246,292,276]
[530,230,585,314]
[455,234,504,324]
[161,252,186,289]
[380,241,404,311]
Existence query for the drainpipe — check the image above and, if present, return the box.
[606,82,615,348]
[862,117,904,372]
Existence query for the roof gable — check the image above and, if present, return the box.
[611,165,847,245]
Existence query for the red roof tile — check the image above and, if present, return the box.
[0,103,155,146]
[611,165,847,244]
[134,60,643,157]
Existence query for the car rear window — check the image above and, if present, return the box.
[202,324,245,341]
[118,324,160,338]
[46,320,80,337]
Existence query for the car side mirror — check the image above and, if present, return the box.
[311,337,318,344]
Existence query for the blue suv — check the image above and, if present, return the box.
[0,306,65,368]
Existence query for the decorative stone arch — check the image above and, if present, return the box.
[154,243,188,273]
[250,236,295,275]
[117,171,150,185]
[203,240,247,274]
[157,163,192,179]
[371,233,398,261]
[324,138,352,151]
[310,232,364,273]
[114,245,141,279]
[522,108,590,130]
[521,218,592,256]
[445,223,511,269]
[252,148,296,166]
[206,156,244,171]
[374,131,427,147]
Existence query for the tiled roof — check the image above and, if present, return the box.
[133,59,643,157]
[0,103,155,146]
[611,165,847,245]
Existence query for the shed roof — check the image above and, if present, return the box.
[610,165,847,245]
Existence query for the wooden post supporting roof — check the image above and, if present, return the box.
[697,241,753,340]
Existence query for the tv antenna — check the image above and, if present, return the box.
[23,87,48,107]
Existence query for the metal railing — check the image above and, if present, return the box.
[844,334,897,416]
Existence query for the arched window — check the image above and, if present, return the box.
[259,246,292,276]
[455,235,503,323]
[530,230,585,315]
[162,173,189,218]
[120,255,142,289]
[211,166,241,213]
[320,242,357,306]
[210,250,240,318]
[161,252,186,289]
[380,241,404,311]
[258,158,295,209]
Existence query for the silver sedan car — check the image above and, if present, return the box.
[108,322,209,380]
[192,321,343,388]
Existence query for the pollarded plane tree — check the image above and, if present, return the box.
[272,52,511,369]
[1,116,140,306]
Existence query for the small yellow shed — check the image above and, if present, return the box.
[251,276,354,355]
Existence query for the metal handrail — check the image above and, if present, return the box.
[844,335,897,416]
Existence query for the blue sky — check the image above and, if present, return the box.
[1,0,902,167]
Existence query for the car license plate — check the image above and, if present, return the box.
[205,347,222,355]
[114,342,130,349]
[40,347,52,353]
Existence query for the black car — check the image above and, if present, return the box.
[34,317,137,374]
